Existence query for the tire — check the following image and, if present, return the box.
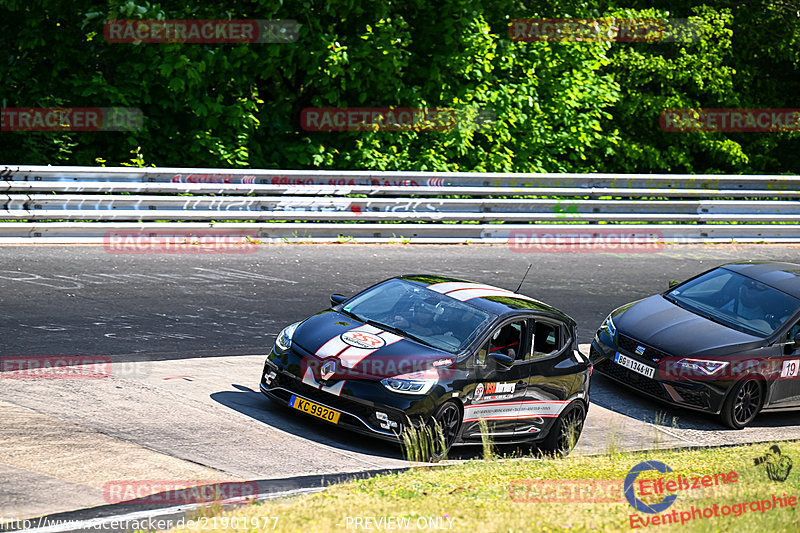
[429,401,461,462]
[720,378,764,429]
[539,401,586,457]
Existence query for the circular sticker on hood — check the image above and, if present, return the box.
[340,331,386,349]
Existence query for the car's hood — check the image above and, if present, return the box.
[291,310,455,380]
[614,295,764,358]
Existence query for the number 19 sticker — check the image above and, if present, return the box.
[781,360,799,378]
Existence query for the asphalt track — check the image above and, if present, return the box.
[3,243,800,526]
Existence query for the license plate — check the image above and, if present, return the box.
[614,352,655,379]
[289,395,341,424]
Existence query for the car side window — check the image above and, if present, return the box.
[474,320,527,366]
[489,320,525,361]
[529,320,566,360]
[787,321,800,344]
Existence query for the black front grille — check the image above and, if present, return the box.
[617,334,671,362]
[267,371,405,435]
[594,358,668,401]
[272,372,372,419]
[669,383,709,409]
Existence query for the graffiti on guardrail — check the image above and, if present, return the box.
[172,174,258,184]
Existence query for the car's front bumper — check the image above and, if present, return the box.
[260,354,433,443]
[590,334,730,415]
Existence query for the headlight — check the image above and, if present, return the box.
[381,371,438,395]
[275,322,300,351]
[672,358,729,376]
[601,314,617,338]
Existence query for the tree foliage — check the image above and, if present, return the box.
[0,0,797,173]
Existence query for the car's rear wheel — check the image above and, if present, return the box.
[721,378,764,429]
[539,401,586,457]
[430,401,461,461]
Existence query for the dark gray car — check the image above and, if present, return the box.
[591,262,800,429]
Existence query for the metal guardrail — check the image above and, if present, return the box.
[1,165,799,243]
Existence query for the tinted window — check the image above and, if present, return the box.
[666,268,800,337]
[474,320,527,365]
[787,321,800,344]
[489,320,525,360]
[530,320,565,359]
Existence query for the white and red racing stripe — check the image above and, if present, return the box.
[338,327,403,369]
[314,324,404,369]
[462,400,569,422]
[427,282,536,302]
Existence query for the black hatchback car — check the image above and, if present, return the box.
[591,262,800,429]
[260,275,592,456]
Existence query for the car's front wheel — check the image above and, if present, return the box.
[721,378,764,429]
[430,401,461,461]
[539,400,586,457]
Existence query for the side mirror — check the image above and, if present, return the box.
[488,352,514,368]
[668,280,680,289]
[330,293,347,306]
[794,332,800,346]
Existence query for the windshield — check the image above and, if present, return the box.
[340,279,494,353]
[665,268,800,337]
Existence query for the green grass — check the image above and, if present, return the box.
[164,440,800,533]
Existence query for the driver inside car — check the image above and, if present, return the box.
[394,298,447,336]
[721,279,774,330]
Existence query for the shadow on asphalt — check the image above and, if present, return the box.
[211,384,407,461]
[210,385,544,462]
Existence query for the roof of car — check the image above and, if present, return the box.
[398,274,574,323]
[722,262,800,299]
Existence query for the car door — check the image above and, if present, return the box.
[461,318,530,439]
[515,317,581,437]
[769,319,800,407]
